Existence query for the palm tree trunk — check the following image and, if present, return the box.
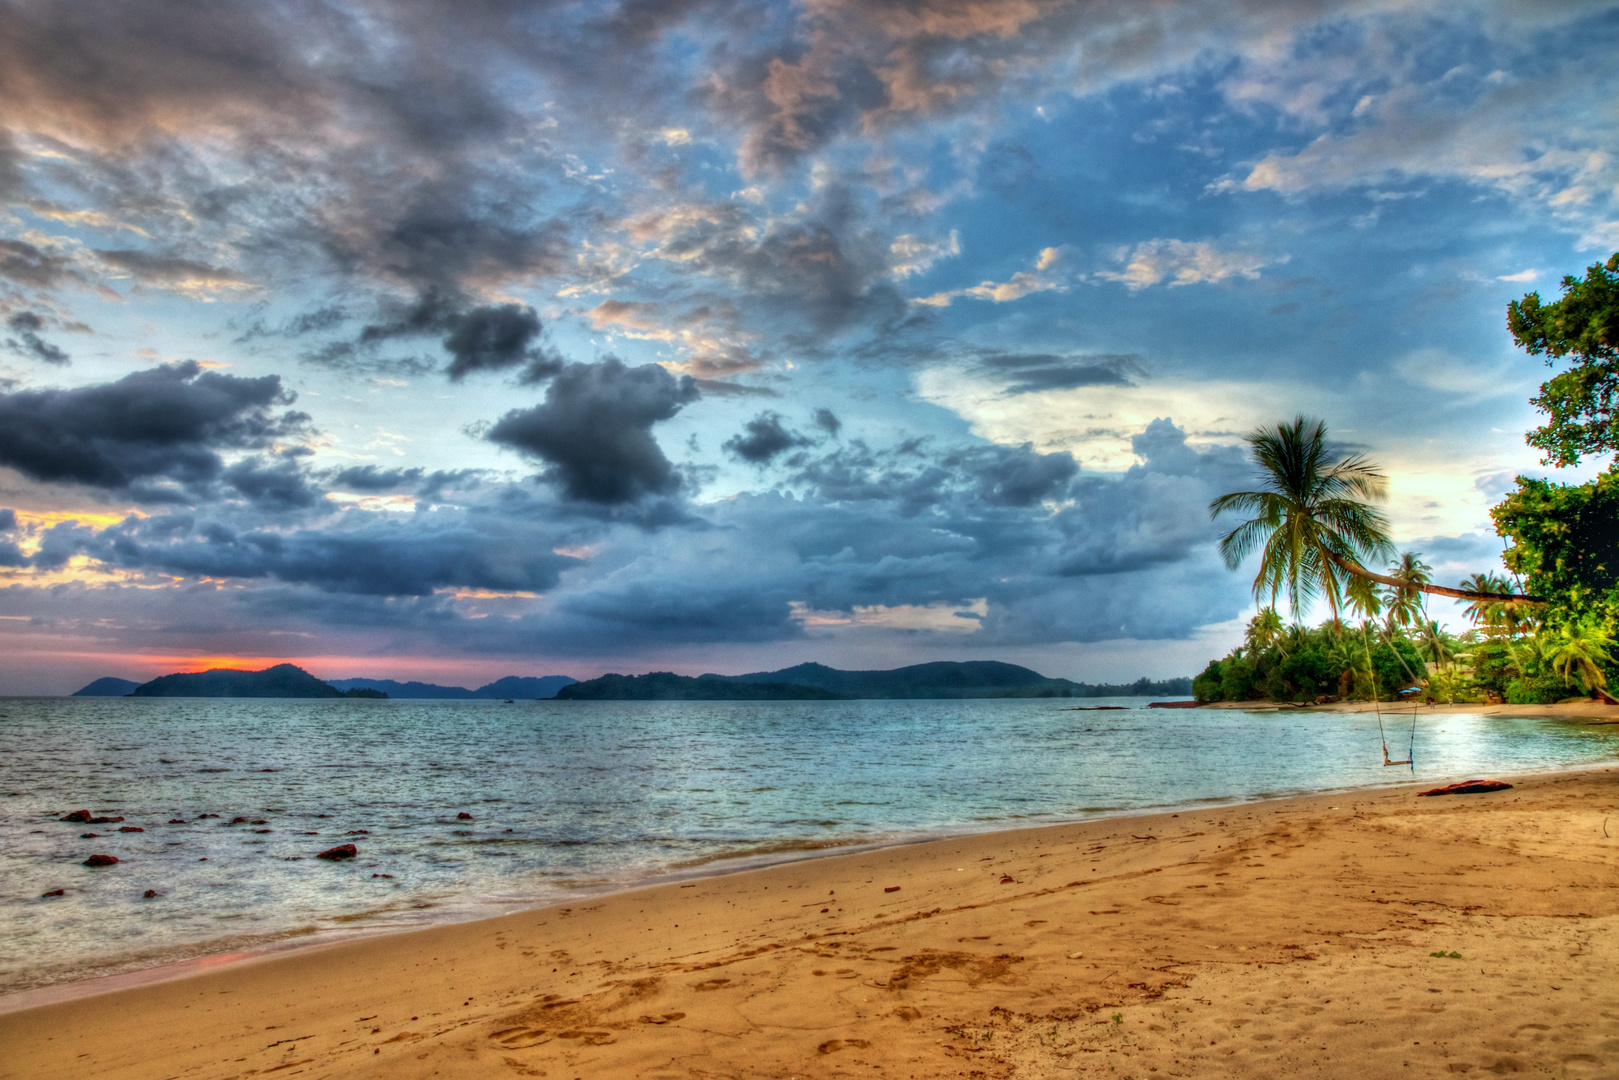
[1324,552,1542,604]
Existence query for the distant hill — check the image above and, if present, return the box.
[327,675,576,699]
[555,662,1192,701]
[474,675,577,699]
[555,672,847,700]
[129,664,383,699]
[72,677,141,697]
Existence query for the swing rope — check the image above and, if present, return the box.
[1365,629,1414,770]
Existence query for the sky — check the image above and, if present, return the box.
[1,0,1617,695]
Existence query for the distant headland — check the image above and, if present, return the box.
[69,662,1189,700]
[71,666,578,699]
[555,662,1191,700]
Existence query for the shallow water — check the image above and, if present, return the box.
[2,696,1615,993]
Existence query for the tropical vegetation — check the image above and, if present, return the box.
[1195,252,1619,705]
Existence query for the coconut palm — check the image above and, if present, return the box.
[1383,551,1431,632]
[1212,417,1540,613]
[1416,619,1456,670]
[1543,621,1614,696]
[1244,607,1285,656]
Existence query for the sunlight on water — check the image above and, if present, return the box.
[2,696,1614,992]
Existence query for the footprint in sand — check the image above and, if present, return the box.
[637,1012,687,1025]
[491,1028,553,1048]
[818,1038,872,1054]
[556,1030,616,1045]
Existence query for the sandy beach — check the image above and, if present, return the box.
[3,759,1617,1080]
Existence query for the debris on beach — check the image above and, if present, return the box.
[1417,780,1513,797]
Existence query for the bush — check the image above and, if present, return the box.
[1505,673,1569,705]
[1220,659,1261,701]
[1192,660,1225,702]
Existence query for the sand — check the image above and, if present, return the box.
[4,765,1618,1079]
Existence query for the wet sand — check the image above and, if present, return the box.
[3,765,1617,1079]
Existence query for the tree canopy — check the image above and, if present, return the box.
[1507,252,1619,468]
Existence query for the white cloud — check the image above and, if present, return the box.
[1094,239,1280,290]
[889,229,961,279]
[914,247,1064,307]
[1496,268,1538,282]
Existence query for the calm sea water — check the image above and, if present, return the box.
[3,696,1615,994]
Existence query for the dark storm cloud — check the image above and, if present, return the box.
[974,352,1144,395]
[724,411,812,464]
[358,293,559,380]
[946,443,1078,507]
[328,465,426,492]
[223,455,323,511]
[69,512,580,597]
[4,311,68,364]
[487,358,700,503]
[812,407,841,436]
[0,362,307,499]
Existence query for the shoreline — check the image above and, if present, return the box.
[4,760,1617,1077]
[1202,697,1619,719]
[0,759,1530,1012]
[6,702,1615,1010]
[6,700,1613,1011]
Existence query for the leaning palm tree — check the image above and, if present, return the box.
[1211,417,1540,611]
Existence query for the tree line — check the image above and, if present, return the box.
[1195,253,1619,706]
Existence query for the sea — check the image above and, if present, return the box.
[3,696,1616,998]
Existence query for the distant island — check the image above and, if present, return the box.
[71,677,141,697]
[72,663,1187,701]
[555,662,1192,701]
[72,666,577,699]
[326,675,577,699]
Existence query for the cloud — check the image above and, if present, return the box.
[358,293,558,381]
[328,465,426,492]
[222,455,323,511]
[486,358,700,503]
[813,407,842,436]
[62,512,580,597]
[0,361,307,500]
[0,238,79,289]
[4,311,69,364]
[95,249,252,298]
[1095,239,1279,290]
[442,303,548,381]
[724,411,813,464]
[915,246,1064,307]
[972,351,1143,395]
[889,229,960,278]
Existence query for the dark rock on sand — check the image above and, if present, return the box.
[83,854,119,867]
[1418,780,1514,796]
[317,843,358,860]
[119,826,145,833]
[80,833,99,838]
[42,888,64,897]
[143,889,158,898]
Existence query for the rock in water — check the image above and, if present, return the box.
[457,811,473,820]
[83,854,119,867]
[317,843,358,860]
[60,809,92,822]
